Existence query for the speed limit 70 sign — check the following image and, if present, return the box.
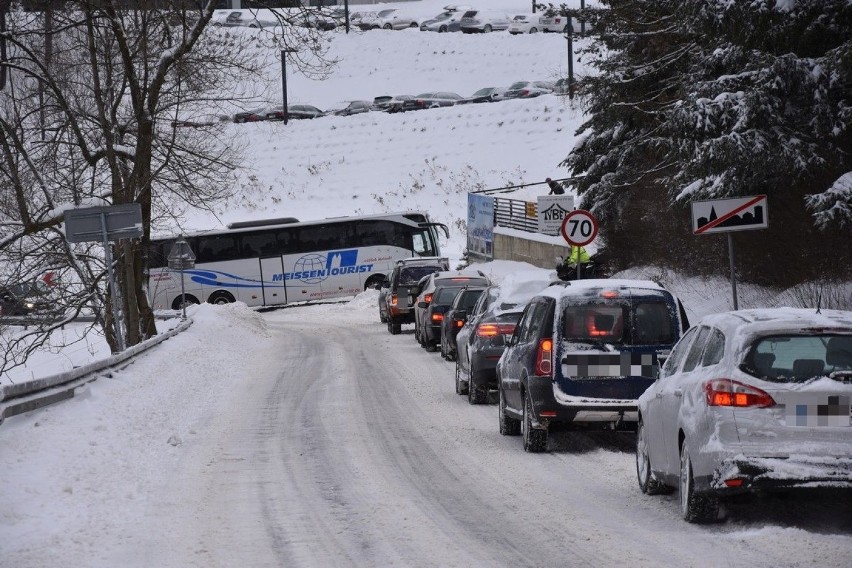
[560,209,599,247]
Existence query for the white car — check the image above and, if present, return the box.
[459,10,510,33]
[637,308,852,523]
[358,8,419,30]
[508,14,545,34]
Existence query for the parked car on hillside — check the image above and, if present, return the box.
[457,87,507,104]
[414,271,490,349]
[459,10,510,33]
[497,279,690,452]
[330,100,372,116]
[358,8,419,30]
[539,13,585,34]
[265,105,325,120]
[508,14,544,34]
[455,273,554,403]
[402,92,463,111]
[311,8,346,30]
[439,286,487,361]
[381,257,449,333]
[386,94,413,113]
[212,10,277,29]
[504,81,552,99]
[420,6,470,32]
[371,96,393,111]
[233,107,268,123]
[636,308,852,523]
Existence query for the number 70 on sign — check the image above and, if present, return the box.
[560,209,599,247]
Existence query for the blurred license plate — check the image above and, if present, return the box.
[785,395,851,427]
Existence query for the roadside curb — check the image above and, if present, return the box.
[0,319,193,426]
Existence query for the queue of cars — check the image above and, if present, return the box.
[376,262,852,523]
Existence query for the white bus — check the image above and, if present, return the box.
[147,211,448,311]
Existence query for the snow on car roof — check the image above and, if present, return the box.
[702,308,852,337]
[537,278,665,301]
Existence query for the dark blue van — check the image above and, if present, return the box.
[496,279,689,452]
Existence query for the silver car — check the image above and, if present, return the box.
[637,308,852,523]
[459,10,510,33]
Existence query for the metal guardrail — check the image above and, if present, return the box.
[0,318,193,426]
[493,197,537,232]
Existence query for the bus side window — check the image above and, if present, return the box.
[241,231,278,257]
[196,235,238,263]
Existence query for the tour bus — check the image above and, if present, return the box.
[147,211,448,311]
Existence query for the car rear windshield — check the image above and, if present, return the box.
[743,334,852,382]
[399,265,442,285]
[434,287,461,304]
[560,301,675,346]
[456,289,484,310]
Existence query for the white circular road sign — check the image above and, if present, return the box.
[560,209,599,247]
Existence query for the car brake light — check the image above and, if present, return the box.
[723,478,745,487]
[391,294,398,306]
[424,293,433,304]
[454,319,465,328]
[535,338,553,377]
[705,379,775,408]
[476,323,515,337]
[601,290,619,299]
[431,313,444,322]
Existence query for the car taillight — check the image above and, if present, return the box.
[423,293,433,304]
[454,319,465,328]
[391,294,398,306]
[705,379,775,408]
[520,89,529,96]
[535,338,553,377]
[431,313,444,322]
[476,323,515,337]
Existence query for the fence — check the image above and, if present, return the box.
[493,197,537,232]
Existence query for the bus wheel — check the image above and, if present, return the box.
[172,294,200,311]
[207,291,236,305]
[364,275,384,290]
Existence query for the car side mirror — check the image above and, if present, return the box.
[418,301,428,308]
[381,280,390,288]
[456,310,467,320]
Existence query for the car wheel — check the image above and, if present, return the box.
[636,420,673,495]
[383,23,392,30]
[455,359,468,395]
[499,387,520,436]
[522,391,548,452]
[379,308,387,323]
[484,24,492,33]
[207,291,235,305]
[171,294,200,311]
[409,22,418,28]
[529,27,538,33]
[467,361,487,404]
[679,441,720,523]
[388,317,401,335]
[439,25,447,33]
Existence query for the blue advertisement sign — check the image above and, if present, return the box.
[467,194,494,260]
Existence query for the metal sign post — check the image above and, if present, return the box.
[167,238,196,320]
[691,195,769,310]
[64,204,143,352]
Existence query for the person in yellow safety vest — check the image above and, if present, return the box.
[566,245,591,267]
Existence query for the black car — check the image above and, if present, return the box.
[497,279,689,452]
[0,281,54,317]
[417,285,464,352]
[454,287,529,404]
[382,257,449,334]
[439,286,486,362]
[266,105,325,120]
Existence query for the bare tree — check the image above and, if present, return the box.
[0,0,332,370]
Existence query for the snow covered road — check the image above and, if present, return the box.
[1,300,850,567]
